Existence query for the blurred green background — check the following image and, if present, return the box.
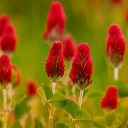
[0,0,128,127]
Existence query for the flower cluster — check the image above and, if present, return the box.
[0,14,18,56]
[101,86,118,112]
[43,1,66,43]
[45,41,65,82]
[106,24,126,68]
[70,43,93,90]
[26,79,38,96]
[62,34,76,61]
[0,54,12,88]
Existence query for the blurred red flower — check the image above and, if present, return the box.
[62,34,76,61]
[26,79,38,96]
[0,14,10,36]
[46,41,65,82]
[0,33,18,55]
[70,43,93,90]
[101,86,118,111]
[106,24,126,68]
[0,54,12,87]
[43,1,66,43]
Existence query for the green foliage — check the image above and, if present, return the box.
[12,122,22,128]
[63,99,80,118]
[93,112,122,128]
[111,81,128,97]
[75,110,92,128]
[35,119,43,128]
[49,92,67,109]
[53,123,69,128]
[59,118,73,128]
[88,90,104,98]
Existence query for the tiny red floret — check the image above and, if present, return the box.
[26,79,38,96]
[0,54,12,87]
[106,24,126,68]
[110,0,123,4]
[70,43,93,90]
[0,14,10,36]
[45,41,65,82]
[43,1,66,43]
[62,34,76,61]
[101,86,118,111]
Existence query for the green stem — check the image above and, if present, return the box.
[49,104,54,128]
[78,90,84,108]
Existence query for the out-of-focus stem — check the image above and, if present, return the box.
[78,90,84,108]
[49,104,53,128]
[52,82,56,94]
[114,68,118,80]
[3,89,7,110]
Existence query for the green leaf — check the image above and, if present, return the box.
[93,116,107,128]
[63,99,80,118]
[75,110,92,128]
[14,94,26,108]
[49,92,66,109]
[25,114,32,128]
[59,118,73,127]
[104,112,117,127]
[88,90,104,98]
[37,84,53,105]
[118,86,128,97]
[41,84,53,100]
[111,119,122,127]
[35,119,43,128]
[12,122,22,128]
[53,123,69,128]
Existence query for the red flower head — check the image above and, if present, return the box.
[11,64,22,87]
[46,41,65,82]
[43,1,66,43]
[70,43,93,90]
[106,24,126,68]
[2,23,15,36]
[110,0,123,4]
[62,34,76,61]
[26,79,38,96]
[0,54,12,88]
[101,86,118,112]
[0,14,10,36]
[0,33,18,55]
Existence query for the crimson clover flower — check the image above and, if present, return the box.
[101,86,118,112]
[0,54,12,88]
[45,41,65,82]
[26,79,38,96]
[106,24,126,68]
[0,14,10,36]
[0,34,18,55]
[70,43,93,90]
[43,1,66,43]
[62,34,76,61]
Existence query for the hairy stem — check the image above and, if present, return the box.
[114,68,118,80]
[78,90,84,108]
[52,82,56,94]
